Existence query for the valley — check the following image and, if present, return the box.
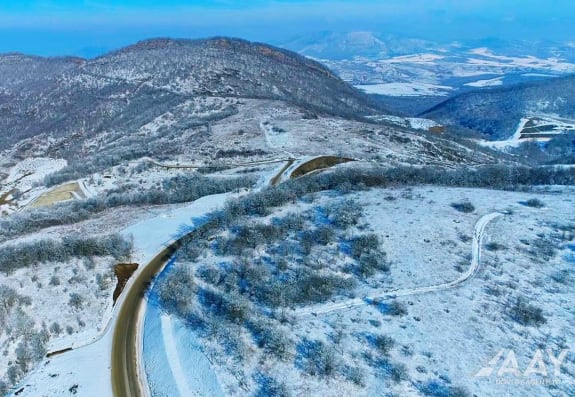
[285,33,575,104]
[0,34,574,397]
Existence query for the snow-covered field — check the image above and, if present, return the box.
[147,185,575,397]
[468,48,575,73]
[371,115,441,131]
[325,46,575,98]
[356,82,453,97]
[464,76,504,88]
[0,158,67,214]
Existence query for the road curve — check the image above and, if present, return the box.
[111,164,500,395]
[295,212,503,317]
[111,160,294,397]
[111,242,181,397]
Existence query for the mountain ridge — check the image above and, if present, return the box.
[0,36,386,150]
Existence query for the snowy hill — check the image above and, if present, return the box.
[421,74,575,139]
[0,37,386,152]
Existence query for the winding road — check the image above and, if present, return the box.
[111,244,180,397]
[110,161,502,396]
[110,159,299,396]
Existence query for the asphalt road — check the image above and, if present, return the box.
[111,242,180,397]
[110,157,348,396]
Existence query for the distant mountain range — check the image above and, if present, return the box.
[281,31,437,60]
[281,31,575,64]
[280,32,575,115]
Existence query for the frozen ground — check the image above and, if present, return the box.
[356,82,453,97]
[5,189,240,396]
[156,185,575,396]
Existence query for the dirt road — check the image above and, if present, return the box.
[295,212,503,317]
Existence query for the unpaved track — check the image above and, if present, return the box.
[142,156,293,169]
[295,212,503,317]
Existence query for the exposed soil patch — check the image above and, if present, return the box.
[290,156,354,179]
[30,182,85,209]
[0,190,13,205]
[113,263,139,305]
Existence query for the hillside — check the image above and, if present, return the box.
[0,36,504,203]
[0,37,383,151]
[421,75,575,139]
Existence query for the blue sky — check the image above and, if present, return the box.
[1,0,574,57]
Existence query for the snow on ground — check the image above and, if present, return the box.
[355,82,453,97]
[479,118,530,149]
[522,73,555,78]
[122,192,235,263]
[369,115,441,132]
[8,182,575,397]
[0,256,116,389]
[7,330,115,397]
[142,303,184,397]
[381,54,446,64]
[5,158,67,188]
[0,158,67,214]
[259,118,297,158]
[144,276,225,397]
[407,118,441,131]
[324,186,575,396]
[464,76,504,88]
[468,48,575,73]
[8,191,238,397]
[150,184,574,396]
[479,114,575,150]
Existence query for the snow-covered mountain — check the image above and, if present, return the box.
[0,37,387,152]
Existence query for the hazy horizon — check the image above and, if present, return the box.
[1,0,574,57]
